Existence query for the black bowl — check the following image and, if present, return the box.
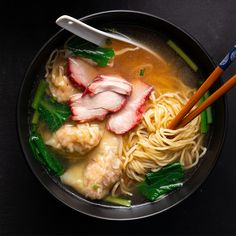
[17,10,226,220]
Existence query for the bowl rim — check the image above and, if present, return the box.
[16,10,228,220]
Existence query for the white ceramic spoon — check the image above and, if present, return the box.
[56,15,165,62]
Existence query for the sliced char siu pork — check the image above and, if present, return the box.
[70,91,127,122]
[68,57,98,88]
[86,75,132,96]
[107,80,153,134]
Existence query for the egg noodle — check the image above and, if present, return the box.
[112,89,207,196]
[45,49,62,77]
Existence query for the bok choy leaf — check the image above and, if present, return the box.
[66,36,115,67]
[138,162,184,201]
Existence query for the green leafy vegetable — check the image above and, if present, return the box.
[146,162,183,185]
[104,196,131,207]
[167,40,198,72]
[139,68,145,76]
[138,182,183,201]
[29,131,64,176]
[32,80,47,110]
[138,162,184,201]
[66,36,115,67]
[38,97,71,132]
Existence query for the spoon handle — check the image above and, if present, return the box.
[56,15,123,46]
[56,15,106,46]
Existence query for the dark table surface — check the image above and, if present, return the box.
[1,0,236,235]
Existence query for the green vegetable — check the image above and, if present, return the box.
[139,68,145,76]
[196,81,213,126]
[66,36,115,67]
[38,97,71,132]
[104,196,131,207]
[198,97,208,133]
[29,131,64,176]
[32,110,40,125]
[138,182,183,201]
[204,91,213,124]
[146,162,183,185]
[167,40,198,72]
[32,80,47,110]
[200,110,208,133]
[138,162,184,201]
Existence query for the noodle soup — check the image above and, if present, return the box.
[29,26,209,206]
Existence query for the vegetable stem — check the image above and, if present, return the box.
[104,196,131,207]
[198,97,208,133]
[200,110,208,133]
[167,40,198,72]
[32,80,47,110]
[204,91,213,124]
[32,110,40,124]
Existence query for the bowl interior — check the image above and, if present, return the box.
[17,10,226,220]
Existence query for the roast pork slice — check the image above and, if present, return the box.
[71,107,108,122]
[69,93,83,103]
[87,75,132,96]
[70,91,127,122]
[67,57,98,88]
[107,80,153,134]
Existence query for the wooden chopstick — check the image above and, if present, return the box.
[167,67,223,129]
[167,45,236,130]
[177,74,236,128]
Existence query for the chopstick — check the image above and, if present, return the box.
[167,45,236,130]
[177,74,236,128]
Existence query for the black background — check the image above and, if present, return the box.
[1,0,236,235]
